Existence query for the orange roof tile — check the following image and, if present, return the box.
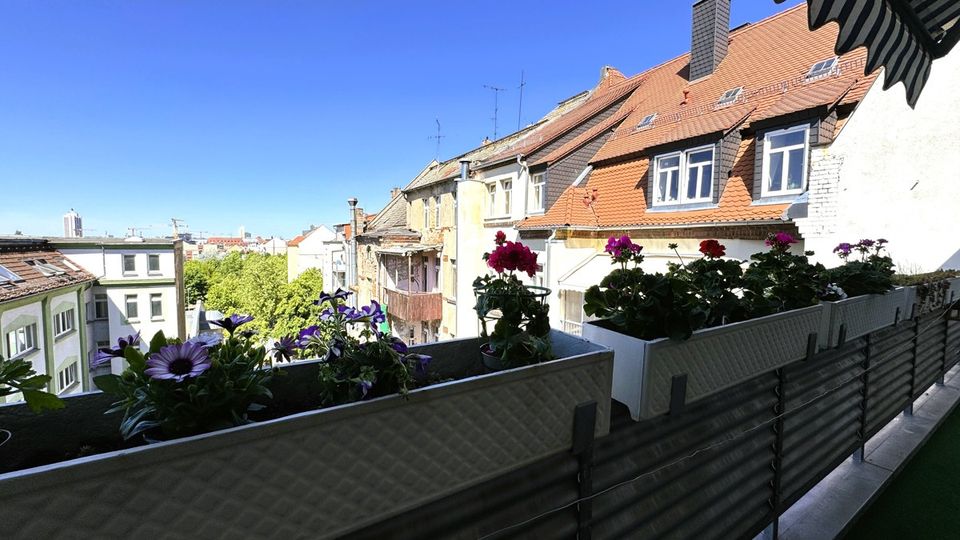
[0,242,96,303]
[287,235,306,247]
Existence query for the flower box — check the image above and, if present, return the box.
[582,305,828,421]
[822,287,908,347]
[0,330,612,539]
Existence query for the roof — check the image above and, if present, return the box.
[520,3,881,231]
[478,67,647,168]
[0,240,96,303]
[778,0,960,107]
[205,237,245,245]
[42,236,175,246]
[365,192,408,231]
[287,234,306,247]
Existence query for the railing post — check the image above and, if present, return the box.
[940,314,950,385]
[768,368,786,539]
[857,334,871,462]
[906,318,919,416]
[572,401,597,540]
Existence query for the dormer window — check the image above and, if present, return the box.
[805,57,838,81]
[717,87,742,107]
[636,113,657,130]
[761,124,809,197]
[652,145,715,206]
[26,259,65,277]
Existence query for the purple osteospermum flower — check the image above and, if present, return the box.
[144,342,211,382]
[271,336,298,362]
[358,380,373,398]
[186,333,222,348]
[209,314,254,334]
[91,332,141,369]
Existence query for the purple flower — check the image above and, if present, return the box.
[765,232,798,251]
[271,336,298,362]
[315,288,352,306]
[186,333,222,348]
[409,353,431,374]
[386,337,408,354]
[358,379,373,398]
[359,300,386,328]
[209,314,254,335]
[604,235,643,263]
[144,342,211,382]
[91,332,141,369]
[858,239,875,248]
[833,242,853,259]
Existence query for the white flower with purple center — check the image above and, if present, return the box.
[145,342,212,382]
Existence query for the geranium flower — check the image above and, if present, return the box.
[699,239,726,258]
[91,332,141,369]
[604,235,643,263]
[315,288,352,306]
[833,242,853,259]
[495,230,506,246]
[487,240,539,277]
[765,232,798,251]
[144,342,212,382]
[209,314,254,334]
[271,336,298,362]
[186,333,222,349]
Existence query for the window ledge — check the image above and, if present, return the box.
[9,348,40,362]
[525,210,545,216]
[54,329,76,342]
[151,317,164,322]
[752,194,804,206]
[122,272,138,277]
[147,271,163,276]
[58,381,80,395]
[647,202,718,212]
[484,215,512,221]
[124,318,140,324]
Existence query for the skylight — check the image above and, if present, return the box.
[636,113,657,130]
[805,57,839,80]
[717,87,743,106]
[26,259,66,277]
[61,258,81,272]
[0,264,23,283]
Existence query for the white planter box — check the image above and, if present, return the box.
[823,287,908,347]
[0,330,612,539]
[583,305,828,421]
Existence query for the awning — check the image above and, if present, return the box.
[376,244,443,256]
[778,0,960,107]
[557,252,688,292]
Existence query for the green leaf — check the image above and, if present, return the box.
[149,331,168,355]
[21,389,65,413]
[93,374,124,394]
[125,346,146,372]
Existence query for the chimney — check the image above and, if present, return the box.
[689,0,730,81]
[390,187,402,199]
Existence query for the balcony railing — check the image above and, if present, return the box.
[383,288,442,322]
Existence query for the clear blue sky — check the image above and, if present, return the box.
[0,0,800,239]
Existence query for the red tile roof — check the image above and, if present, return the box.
[520,3,880,231]
[0,243,96,303]
[287,234,306,247]
[205,237,245,245]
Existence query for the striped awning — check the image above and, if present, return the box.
[778,0,960,107]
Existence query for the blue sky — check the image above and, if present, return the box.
[0,0,800,239]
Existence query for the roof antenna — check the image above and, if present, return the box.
[483,84,506,140]
[517,70,526,131]
[426,118,446,160]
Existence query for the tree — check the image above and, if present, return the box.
[272,268,325,339]
[184,259,216,305]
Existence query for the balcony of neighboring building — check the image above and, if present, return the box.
[382,287,441,322]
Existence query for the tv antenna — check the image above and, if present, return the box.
[426,118,446,160]
[483,84,505,140]
[517,70,526,131]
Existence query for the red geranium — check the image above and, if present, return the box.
[699,239,726,258]
[494,230,506,246]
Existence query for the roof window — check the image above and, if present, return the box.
[636,113,657,130]
[26,259,66,277]
[717,87,743,107]
[0,264,23,283]
[805,57,839,80]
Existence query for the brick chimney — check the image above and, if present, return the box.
[390,187,402,199]
[689,0,730,81]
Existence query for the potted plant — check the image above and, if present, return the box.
[0,290,612,538]
[820,239,906,345]
[583,233,829,420]
[473,231,552,370]
[894,269,960,316]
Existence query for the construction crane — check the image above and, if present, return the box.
[171,218,187,239]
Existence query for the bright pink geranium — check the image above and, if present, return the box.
[487,240,539,277]
[765,232,798,251]
[494,230,506,246]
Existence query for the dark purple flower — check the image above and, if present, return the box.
[409,353,431,374]
[186,333,222,348]
[359,300,386,328]
[271,336,298,362]
[315,288,352,306]
[209,314,254,334]
[91,332,141,369]
[833,242,853,259]
[144,342,211,382]
[858,239,875,248]
[387,337,408,355]
[358,380,373,398]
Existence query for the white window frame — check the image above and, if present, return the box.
[54,308,75,337]
[122,254,137,274]
[433,196,441,227]
[560,289,585,337]
[94,294,108,320]
[682,144,715,203]
[422,199,430,228]
[148,254,161,273]
[5,323,38,359]
[124,294,139,320]
[652,152,682,206]
[150,293,163,320]
[761,124,810,197]
[652,145,716,206]
[57,361,79,393]
[528,173,545,213]
[485,182,499,218]
[501,179,513,215]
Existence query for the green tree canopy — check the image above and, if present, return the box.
[272,268,325,339]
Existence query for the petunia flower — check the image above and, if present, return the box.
[271,336,298,362]
[208,314,254,335]
[144,342,212,382]
[315,288,352,306]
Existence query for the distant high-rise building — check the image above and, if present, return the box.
[63,209,82,238]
